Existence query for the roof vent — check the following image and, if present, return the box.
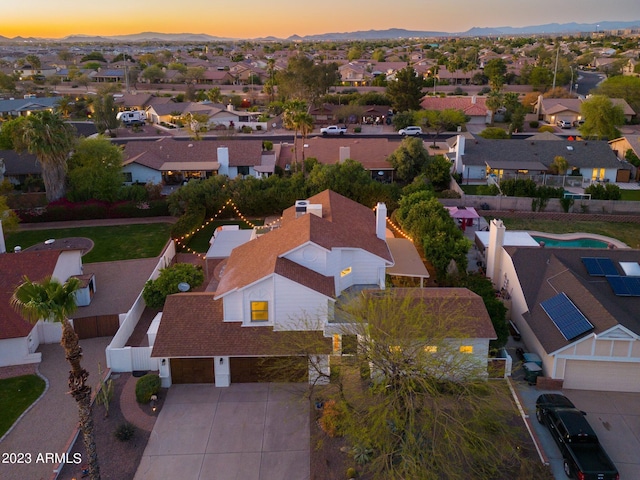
[14,246,22,253]
[566,145,574,151]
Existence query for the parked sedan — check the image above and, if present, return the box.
[556,120,572,129]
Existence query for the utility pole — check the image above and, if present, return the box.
[552,45,560,90]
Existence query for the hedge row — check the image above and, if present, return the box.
[169,205,206,238]
[16,199,170,223]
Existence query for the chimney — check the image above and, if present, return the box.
[471,95,476,104]
[454,134,466,174]
[0,220,6,254]
[217,146,229,176]
[376,203,387,240]
[339,146,350,163]
[486,219,505,284]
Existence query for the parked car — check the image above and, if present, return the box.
[320,125,347,136]
[398,126,422,136]
[556,120,572,129]
[573,119,585,127]
[536,394,619,480]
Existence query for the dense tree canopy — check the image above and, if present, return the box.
[580,95,625,140]
[276,55,339,106]
[595,75,640,115]
[386,66,424,112]
[387,137,430,182]
[67,137,124,202]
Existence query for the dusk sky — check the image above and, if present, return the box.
[2,0,640,39]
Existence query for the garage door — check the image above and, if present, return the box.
[230,357,308,383]
[171,358,214,384]
[564,360,640,392]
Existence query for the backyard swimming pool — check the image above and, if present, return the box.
[531,236,611,248]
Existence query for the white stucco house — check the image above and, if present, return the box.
[0,247,89,367]
[151,190,496,387]
[485,219,640,392]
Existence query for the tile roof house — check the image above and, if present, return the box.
[536,96,636,124]
[151,191,496,387]
[121,137,272,184]
[0,248,85,367]
[420,96,492,124]
[450,135,629,183]
[485,219,640,392]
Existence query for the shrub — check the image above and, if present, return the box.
[529,121,539,128]
[143,263,205,308]
[114,422,136,441]
[263,140,273,151]
[170,205,206,238]
[319,399,346,437]
[538,125,555,133]
[241,125,252,133]
[346,467,358,478]
[354,126,361,133]
[135,374,161,404]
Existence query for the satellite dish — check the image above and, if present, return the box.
[177,282,191,292]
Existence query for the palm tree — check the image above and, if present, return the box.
[295,112,314,173]
[282,100,307,171]
[13,110,76,202]
[11,276,101,480]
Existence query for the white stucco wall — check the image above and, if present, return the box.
[51,250,83,281]
[123,163,162,185]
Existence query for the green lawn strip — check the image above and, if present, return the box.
[620,190,640,201]
[497,218,640,249]
[6,223,173,263]
[0,375,46,437]
[183,219,264,253]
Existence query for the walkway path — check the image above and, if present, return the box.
[0,337,111,480]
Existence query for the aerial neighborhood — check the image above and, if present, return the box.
[2,25,640,480]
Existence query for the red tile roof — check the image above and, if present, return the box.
[151,293,332,357]
[420,96,489,117]
[123,138,264,170]
[0,250,61,340]
[215,190,392,298]
[366,288,497,339]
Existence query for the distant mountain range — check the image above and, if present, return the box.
[1,21,639,43]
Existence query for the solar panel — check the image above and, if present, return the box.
[582,257,618,276]
[540,293,594,341]
[606,276,640,297]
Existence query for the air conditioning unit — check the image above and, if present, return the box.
[295,200,308,217]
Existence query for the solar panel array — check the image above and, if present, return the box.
[582,257,618,276]
[606,276,640,297]
[540,292,594,341]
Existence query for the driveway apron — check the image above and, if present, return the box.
[134,383,310,480]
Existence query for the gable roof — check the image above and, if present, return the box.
[461,138,624,169]
[420,96,489,117]
[215,190,393,298]
[506,247,640,353]
[122,138,264,170]
[151,292,332,358]
[0,250,61,340]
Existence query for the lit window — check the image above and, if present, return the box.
[424,346,438,353]
[340,267,352,277]
[332,334,341,353]
[250,301,269,322]
[460,345,473,354]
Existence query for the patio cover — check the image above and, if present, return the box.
[161,161,220,171]
[485,160,547,171]
[205,228,254,259]
[445,206,480,220]
[386,238,430,287]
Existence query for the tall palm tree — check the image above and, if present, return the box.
[295,112,314,173]
[282,100,307,172]
[11,276,101,480]
[13,110,76,202]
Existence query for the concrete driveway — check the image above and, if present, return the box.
[134,383,310,480]
[514,380,640,479]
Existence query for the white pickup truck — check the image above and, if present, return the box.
[320,125,347,136]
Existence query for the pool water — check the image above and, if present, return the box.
[531,236,610,248]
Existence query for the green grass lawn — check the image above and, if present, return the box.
[6,223,173,263]
[0,375,46,437]
[498,218,640,249]
[183,219,263,253]
[620,189,640,201]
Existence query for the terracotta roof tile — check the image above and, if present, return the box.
[0,250,61,339]
[151,293,332,357]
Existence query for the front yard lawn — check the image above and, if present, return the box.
[621,189,640,201]
[0,375,46,437]
[6,223,173,263]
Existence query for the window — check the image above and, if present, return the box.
[250,301,269,322]
[340,266,352,277]
[459,345,473,354]
[424,346,438,353]
[237,166,250,176]
[123,172,132,182]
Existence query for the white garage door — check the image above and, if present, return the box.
[564,360,640,392]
